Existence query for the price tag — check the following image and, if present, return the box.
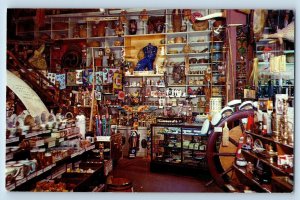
[96,136,111,142]
[52,129,58,132]
[190,95,196,98]
[214,127,223,132]
[85,145,95,151]
[48,141,56,148]
[35,140,44,147]
[37,169,44,176]
[6,137,19,144]
[6,183,16,191]
[27,172,36,180]
[58,138,64,143]
[6,153,13,161]
[16,178,27,186]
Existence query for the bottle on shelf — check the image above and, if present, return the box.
[102,115,107,136]
[222,122,229,147]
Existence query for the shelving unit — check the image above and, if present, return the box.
[150,123,208,174]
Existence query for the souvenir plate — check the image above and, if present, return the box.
[201,119,211,135]
[211,112,222,126]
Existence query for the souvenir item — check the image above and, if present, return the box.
[95,71,103,85]
[97,21,107,37]
[183,44,191,53]
[128,19,137,35]
[67,72,77,86]
[55,74,66,89]
[253,139,264,153]
[107,69,117,83]
[113,73,122,90]
[183,9,192,21]
[75,70,83,84]
[139,9,149,22]
[174,37,184,43]
[135,43,157,71]
[221,122,229,146]
[211,112,222,126]
[172,9,182,32]
[115,21,124,36]
[192,20,209,31]
[102,68,109,84]
[28,44,47,70]
[120,10,128,24]
[47,73,56,86]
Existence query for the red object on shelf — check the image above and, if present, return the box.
[246,115,254,132]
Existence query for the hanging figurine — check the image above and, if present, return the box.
[115,20,124,36]
[183,9,192,21]
[139,9,149,22]
[120,10,128,24]
[172,9,182,32]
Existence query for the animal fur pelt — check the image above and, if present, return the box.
[253,9,268,40]
[263,21,294,44]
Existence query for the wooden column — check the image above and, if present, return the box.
[226,10,247,101]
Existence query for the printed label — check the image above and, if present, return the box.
[6,137,19,144]
[48,141,56,148]
[96,136,111,142]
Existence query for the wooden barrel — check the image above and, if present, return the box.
[106,178,133,192]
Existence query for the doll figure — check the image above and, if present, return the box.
[135,43,157,71]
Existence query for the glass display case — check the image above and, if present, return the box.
[150,123,208,173]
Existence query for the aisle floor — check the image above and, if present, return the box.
[111,157,223,192]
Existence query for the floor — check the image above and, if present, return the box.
[111,157,223,192]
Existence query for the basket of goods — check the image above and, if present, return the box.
[174,37,184,43]
[192,20,209,31]
[183,44,191,53]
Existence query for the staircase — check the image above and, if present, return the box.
[7,50,66,109]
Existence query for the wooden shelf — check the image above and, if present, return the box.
[246,131,294,150]
[242,150,293,176]
[233,163,272,193]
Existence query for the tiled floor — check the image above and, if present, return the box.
[111,157,223,192]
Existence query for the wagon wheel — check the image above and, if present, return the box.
[206,109,255,188]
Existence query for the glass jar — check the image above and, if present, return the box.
[37,148,46,168]
[30,149,38,160]
[44,152,53,166]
